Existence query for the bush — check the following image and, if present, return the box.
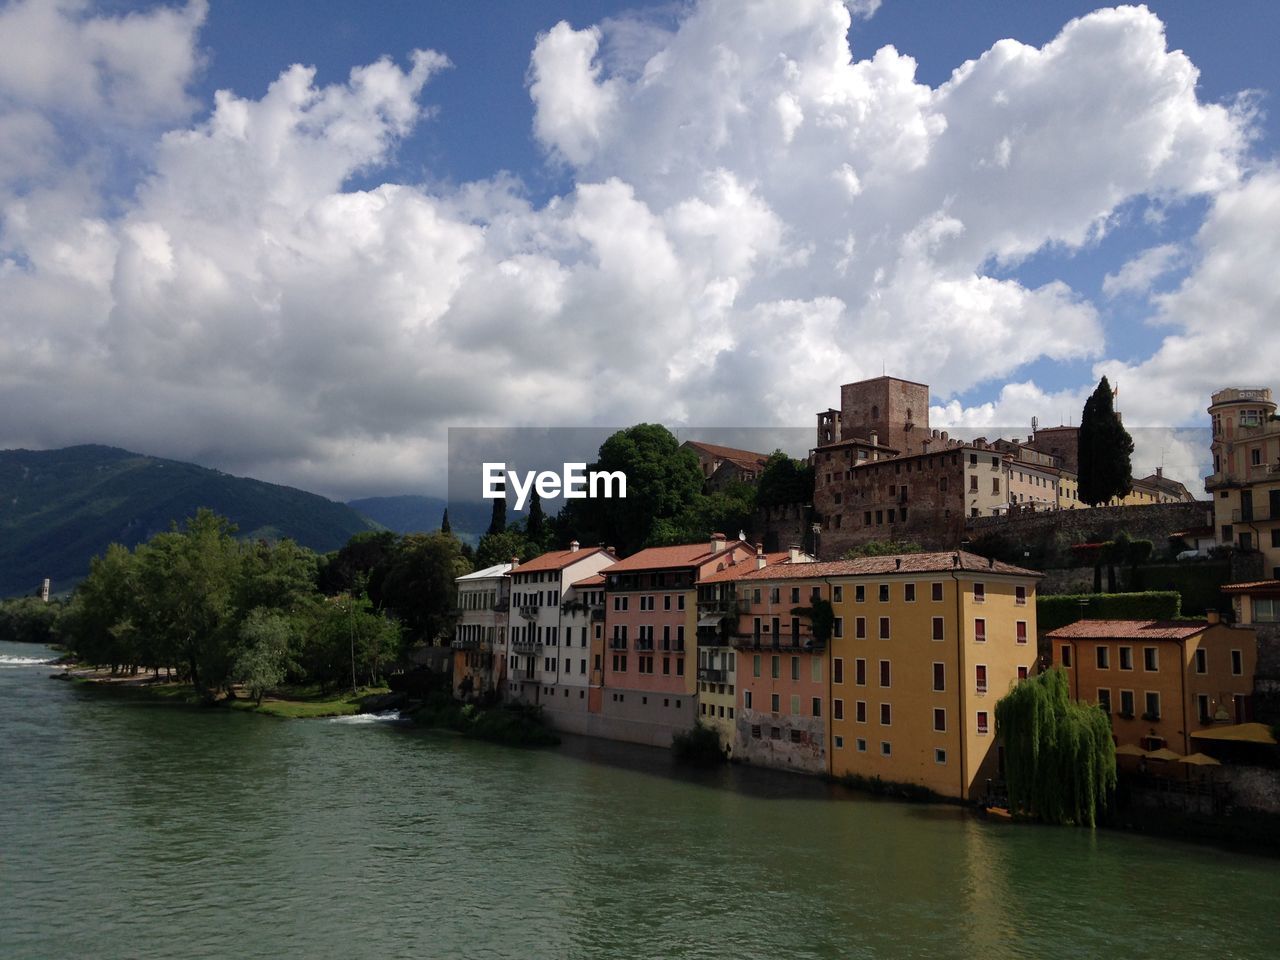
[835,772,942,803]
[672,722,727,766]
[1038,592,1182,632]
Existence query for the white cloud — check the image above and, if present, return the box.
[0,1,1261,500]
[1102,243,1183,298]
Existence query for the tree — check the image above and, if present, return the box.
[757,450,815,508]
[995,668,1116,827]
[1078,377,1134,506]
[474,528,537,571]
[486,482,507,536]
[379,532,471,645]
[526,490,546,549]
[790,598,834,648]
[234,608,292,705]
[440,509,451,535]
[842,540,923,559]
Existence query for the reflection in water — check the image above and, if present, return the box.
[3,640,1279,960]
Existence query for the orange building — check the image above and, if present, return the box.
[1046,615,1258,754]
[598,534,755,746]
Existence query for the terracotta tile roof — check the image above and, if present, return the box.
[1045,619,1210,640]
[699,552,817,583]
[606,540,750,573]
[514,546,613,573]
[698,550,1041,582]
[571,573,607,588]
[682,440,771,466]
[1221,580,1280,594]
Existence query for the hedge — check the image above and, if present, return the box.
[1037,591,1183,633]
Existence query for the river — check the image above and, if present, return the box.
[2,640,1278,959]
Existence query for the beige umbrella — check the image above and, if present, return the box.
[1178,752,1221,766]
[1115,743,1147,757]
[1146,747,1184,761]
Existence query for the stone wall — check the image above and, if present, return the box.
[733,708,826,774]
[965,501,1214,559]
[753,502,812,555]
[1253,622,1280,724]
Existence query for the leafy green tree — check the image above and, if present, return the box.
[842,540,923,559]
[475,528,537,570]
[0,596,65,646]
[557,424,705,555]
[63,543,139,669]
[379,532,471,645]
[757,451,815,507]
[995,668,1116,827]
[790,598,834,648]
[1078,377,1134,506]
[316,530,398,600]
[234,608,292,705]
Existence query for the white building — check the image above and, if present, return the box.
[451,562,512,700]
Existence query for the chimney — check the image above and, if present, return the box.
[895,558,902,570]
[711,532,727,554]
[1206,609,1221,625]
[952,554,960,567]
[570,540,580,553]
[1156,466,1164,478]
[755,543,766,570]
[789,544,802,563]
[870,431,879,447]
[988,556,995,569]
[510,557,520,569]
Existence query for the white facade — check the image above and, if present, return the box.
[452,563,512,699]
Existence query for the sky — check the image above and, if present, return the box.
[1,0,1278,501]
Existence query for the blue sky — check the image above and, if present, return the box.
[1,0,1276,497]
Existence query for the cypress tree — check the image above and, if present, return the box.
[1078,377,1134,506]
[486,481,507,536]
[995,668,1116,826]
[440,509,451,535]
[527,490,546,547]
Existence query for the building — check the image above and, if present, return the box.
[1138,467,1197,503]
[680,440,772,491]
[696,545,816,756]
[816,376,932,456]
[1046,615,1257,754]
[451,562,512,700]
[598,534,756,746]
[1206,386,1280,580]
[697,550,1040,798]
[1024,425,1080,474]
[504,542,616,714]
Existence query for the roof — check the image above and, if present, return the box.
[699,551,809,583]
[1139,472,1194,497]
[699,550,1041,583]
[681,440,770,466]
[811,435,900,454]
[571,573,606,588]
[606,540,750,573]
[514,546,612,574]
[1045,619,1210,641]
[1222,580,1280,594]
[456,562,512,582]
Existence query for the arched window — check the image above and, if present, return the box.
[871,405,879,420]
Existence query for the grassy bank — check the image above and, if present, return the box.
[406,695,561,747]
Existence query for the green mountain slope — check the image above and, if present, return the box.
[0,445,379,597]
[347,495,492,541]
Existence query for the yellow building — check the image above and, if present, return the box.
[1207,387,1280,581]
[707,551,1041,798]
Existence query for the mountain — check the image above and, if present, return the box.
[347,495,492,542]
[0,445,379,598]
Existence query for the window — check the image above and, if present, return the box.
[856,700,867,723]
[934,748,947,764]
[931,582,943,602]
[973,583,985,603]
[791,695,800,715]
[834,735,844,749]
[812,697,822,717]
[751,725,762,739]
[856,738,867,753]
[856,617,867,639]
[1017,665,1028,680]
[1015,585,1027,606]
[771,656,780,679]
[932,662,945,691]
[1096,646,1110,669]
[976,711,989,735]
[833,585,843,602]
[1194,648,1207,674]
[1119,689,1135,717]
[791,587,801,604]
[833,699,844,720]
[744,691,753,709]
[753,654,761,678]
[880,741,892,757]
[855,585,865,602]
[878,584,890,603]
[879,617,890,640]
[771,693,780,713]
[974,618,986,642]
[812,658,822,683]
[770,727,782,741]
[1143,647,1159,672]
[933,708,946,732]
[879,703,891,725]
[1232,649,1243,676]
[1097,688,1111,713]
[1119,646,1133,671]
[904,583,916,603]
[1143,691,1161,720]
[1060,645,1072,668]
[1016,621,1027,645]
[834,658,844,684]
[791,656,800,681]
[932,617,944,641]
[855,658,866,686]
[970,475,979,492]
[879,660,891,687]
[770,587,780,604]
[975,664,987,695]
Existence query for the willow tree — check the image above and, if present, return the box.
[994,668,1116,827]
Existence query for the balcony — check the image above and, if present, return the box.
[1233,506,1276,522]
[511,638,541,655]
[698,667,728,684]
[635,639,655,651]
[732,633,826,652]
[660,643,687,655]
[608,638,628,651]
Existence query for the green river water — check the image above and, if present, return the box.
[2,641,1278,959]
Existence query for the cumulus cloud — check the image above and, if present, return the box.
[0,0,1261,498]
[1102,243,1183,298]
